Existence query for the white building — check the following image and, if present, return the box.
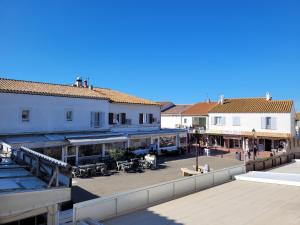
[160,104,192,129]
[161,102,217,133]
[0,77,187,166]
[207,94,300,153]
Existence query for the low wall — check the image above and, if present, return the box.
[73,165,246,223]
[246,153,300,172]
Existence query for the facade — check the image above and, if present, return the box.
[296,113,300,136]
[206,94,300,154]
[0,77,187,166]
[160,101,217,133]
[160,104,192,129]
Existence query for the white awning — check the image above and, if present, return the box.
[67,136,128,146]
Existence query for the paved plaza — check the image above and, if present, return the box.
[71,155,243,203]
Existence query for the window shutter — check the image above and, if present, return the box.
[271,117,277,130]
[139,113,144,124]
[221,117,225,125]
[261,117,266,129]
[90,112,95,127]
[121,113,126,124]
[109,113,114,125]
[148,114,153,124]
[211,117,215,125]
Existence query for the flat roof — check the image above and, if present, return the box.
[270,160,300,174]
[105,162,300,225]
[105,180,300,225]
[0,158,47,193]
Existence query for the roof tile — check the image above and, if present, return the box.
[0,78,159,106]
[209,98,293,113]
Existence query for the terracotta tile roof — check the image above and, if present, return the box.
[182,102,218,116]
[93,88,160,105]
[0,78,159,105]
[162,104,192,115]
[209,98,293,113]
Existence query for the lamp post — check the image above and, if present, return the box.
[195,133,199,172]
[252,128,256,160]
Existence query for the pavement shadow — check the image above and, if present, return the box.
[104,209,184,225]
[72,185,99,204]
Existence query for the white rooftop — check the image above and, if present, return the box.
[104,161,300,225]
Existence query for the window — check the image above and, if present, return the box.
[109,113,126,125]
[262,117,276,129]
[139,113,153,124]
[66,111,73,121]
[266,117,271,129]
[21,110,30,122]
[91,112,101,128]
[159,136,176,148]
[214,117,225,125]
[232,117,240,126]
[184,118,187,123]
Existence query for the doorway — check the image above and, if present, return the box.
[265,139,272,151]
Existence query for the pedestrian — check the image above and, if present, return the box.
[254,145,257,158]
[247,150,251,160]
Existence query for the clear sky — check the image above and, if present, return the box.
[0,0,299,110]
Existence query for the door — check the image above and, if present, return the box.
[265,139,272,151]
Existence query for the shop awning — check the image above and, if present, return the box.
[67,136,128,146]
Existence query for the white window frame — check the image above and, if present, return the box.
[214,116,225,126]
[266,117,272,129]
[91,112,101,128]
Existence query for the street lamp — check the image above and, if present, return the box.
[252,128,256,160]
[195,134,199,172]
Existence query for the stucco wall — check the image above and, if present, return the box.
[0,93,110,134]
[109,103,161,132]
[208,113,292,134]
[161,115,182,128]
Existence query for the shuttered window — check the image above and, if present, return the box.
[261,117,277,130]
[148,114,153,124]
[91,112,101,128]
[139,113,144,124]
[109,113,114,125]
[121,113,126,124]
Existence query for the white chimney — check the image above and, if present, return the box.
[266,92,272,101]
[75,77,83,87]
[219,95,224,105]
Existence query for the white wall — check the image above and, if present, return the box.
[181,116,193,128]
[0,93,110,135]
[109,103,161,132]
[208,113,292,135]
[161,115,182,128]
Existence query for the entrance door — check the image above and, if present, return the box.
[265,139,272,151]
[229,139,234,148]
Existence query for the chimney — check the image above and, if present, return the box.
[75,77,83,87]
[84,79,88,88]
[219,95,224,105]
[266,92,272,101]
[206,98,211,103]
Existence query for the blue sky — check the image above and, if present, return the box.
[0,0,300,110]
